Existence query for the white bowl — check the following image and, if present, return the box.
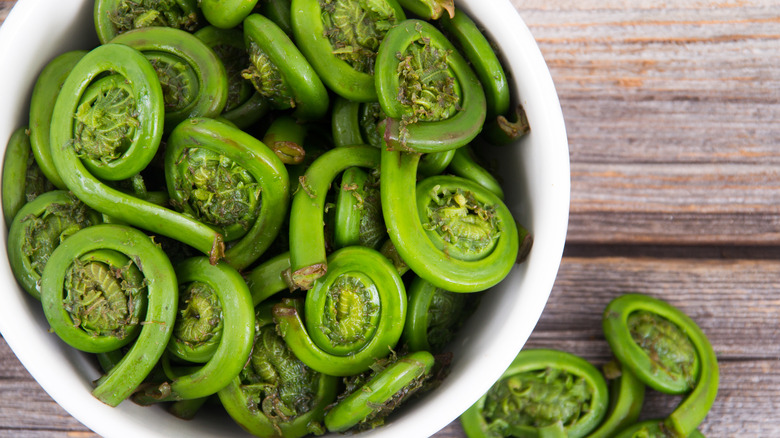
[0,1,569,437]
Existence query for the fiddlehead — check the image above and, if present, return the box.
[332,166,386,250]
[375,19,486,153]
[110,26,229,130]
[165,117,290,270]
[49,43,225,262]
[133,256,255,403]
[200,0,259,29]
[2,127,54,226]
[586,361,646,438]
[193,25,270,129]
[273,246,407,376]
[288,145,380,290]
[291,0,406,102]
[603,294,719,437]
[39,224,178,407]
[380,147,520,292]
[7,191,101,300]
[262,115,307,165]
[402,275,470,353]
[242,13,330,121]
[460,349,609,438]
[324,350,435,432]
[218,302,338,438]
[94,0,201,44]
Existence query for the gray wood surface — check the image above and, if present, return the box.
[1,0,779,437]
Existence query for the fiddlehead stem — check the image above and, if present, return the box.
[133,257,255,403]
[244,251,294,306]
[260,0,294,37]
[273,246,407,376]
[110,26,229,130]
[448,145,505,200]
[460,349,609,438]
[380,147,520,292]
[200,0,259,29]
[333,166,385,250]
[242,13,330,121]
[3,127,54,226]
[603,294,719,437]
[375,19,486,153]
[291,0,406,102]
[396,0,454,20]
[28,50,87,189]
[324,350,435,432]
[165,117,290,270]
[94,0,201,44]
[39,224,178,407]
[218,302,338,438]
[586,361,646,438]
[49,43,225,261]
[288,145,380,290]
[7,191,101,300]
[402,275,469,353]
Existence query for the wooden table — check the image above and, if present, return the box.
[1,1,778,436]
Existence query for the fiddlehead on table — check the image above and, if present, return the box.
[133,256,255,403]
[49,43,225,261]
[603,294,719,438]
[460,349,610,438]
[380,147,521,292]
[273,245,407,376]
[7,191,101,300]
[109,26,229,131]
[291,0,406,102]
[324,350,435,433]
[375,19,486,153]
[94,0,201,44]
[39,224,178,407]
[218,302,338,438]
[165,117,290,270]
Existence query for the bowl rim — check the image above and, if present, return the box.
[0,0,570,436]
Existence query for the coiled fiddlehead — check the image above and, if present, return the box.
[460,349,609,438]
[288,145,380,290]
[165,117,290,270]
[273,246,407,376]
[49,43,225,262]
[402,275,469,353]
[94,0,201,44]
[242,13,330,121]
[133,256,255,403]
[291,0,406,102]
[375,19,486,153]
[2,127,54,226]
[39,224,178,407]
[381,147,520,292]
[603,294,719,437]
[324,350,435,432]
[218,302,338,438]
[110,26,229,130]
[7,191,101,300]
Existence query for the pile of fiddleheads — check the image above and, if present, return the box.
[3,1,533,435]
[460,293,719,438]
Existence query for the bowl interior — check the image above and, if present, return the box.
[0,1,570,436]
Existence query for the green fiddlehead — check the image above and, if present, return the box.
[402,275,469,353]
[194,25,270,129]
[333,166,385,250]
[603,294,719,437]
[200,0,259,29]
[288,145,380,290]
[460,349,609,438]
[28,50,87,189]
[165,117,290,270]
[291,0,406,102]
[242,13,330,121]
[262,115,307,165]
[133,256,255,403]
[49,43,225,262]
[375,19,486,153]
[218,302,338,438]
[110,26,229,130]
[380,147,520,292]
[7,191,101,300]
[3,127,54,226]
[273,246,407,376]
[166,280,223,363]
[260,0,294,37]
[39,224,178,407]
[94,0,201,44]
[244,251,295,306]
[586,361,646,438]
[324,350,435,432]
